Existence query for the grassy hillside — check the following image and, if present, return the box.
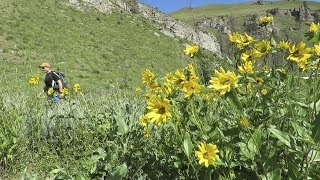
[0,0,191,93]
[171,1,320,25]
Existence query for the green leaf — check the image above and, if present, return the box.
[267,168,281,180]
[183,132,193,158]
[248,128,262,154]
[110,163,128,180]
[268,127,291,147]
[227,91,243,114]
[310,31,320,43]
[114,112,128,135]
[237,142,254,160]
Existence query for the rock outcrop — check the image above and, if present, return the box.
[267,5,320,22]
[68,0,221,56]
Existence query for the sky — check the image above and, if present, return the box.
[138,0,320,13]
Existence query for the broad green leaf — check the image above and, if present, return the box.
[110,163,128,180]
[248,128,262,155]
[227,92,243,114]
[183,132,193,158]
[267,168,281,180]
[268,127,291,147]
[237,142,254,160]
[114,112,128,135]
[310,32,320,43]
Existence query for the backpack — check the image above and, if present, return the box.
[51,71,67,90]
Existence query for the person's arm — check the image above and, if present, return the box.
[38,86,46,98]
[38,89,45,98]
[57,79,63,93]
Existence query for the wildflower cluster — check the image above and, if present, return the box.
[183,44,199,57]
[28,74,40,85]
[258,16,273,26]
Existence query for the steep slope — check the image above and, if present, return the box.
[0,0,191,92]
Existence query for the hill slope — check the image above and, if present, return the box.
[171,1,320,25]
[0,0,190,92]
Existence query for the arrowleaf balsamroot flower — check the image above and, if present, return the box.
[142,69,155,85]
[47,88,54,95]
[314,43,320,56]
[238,61,254,74]
[261,89,268,95]
[287,41,312,62]
[277,40,290,50]
[239,117,250,126]
[208,67,239,95]
[61,87,69,96]
[195,142,219,167]
[184,44,199,58]
[145,95,171,125]
[310,22,320,34]
[73,84,81,93]
[28,74,40,85]
[241,49,261,62]
[255,40,272,55]
[181,80,202,98]
[229,32,254,49]
[166,69,187,90]
[259,16,273,26]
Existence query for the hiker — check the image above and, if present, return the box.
[37,63,64,101]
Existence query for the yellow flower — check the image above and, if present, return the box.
[208,67,239,95]
[246,83,252,92]
[135,87,142,93]
[287,42,312,62]
[277,40,290,49]
[73,84,81,93]
[241,49,261,62]
[187,64,199,81]
[161,82,173,96]
[184,44,199,58]
[166,69,187,90]
[314,43,320,56]
[61,87,69,95]
[47,88,54,95]
[298,59,309,71]
[255,40,272,55]
[310,22,320,34]
[261,89,268,95]
[238,33,254,49]
[142,69,155,85]
[256,77,264,85]
[139,115,149,127]
[259,16,273,25]
[28,74,40,85]
[229,32,253,49]
[238,61,254,74]
[229,32,242,43]
[145,95,171,125]
[181,80,202,98]
[239,117,249,126]
[144,127,150,138]
[195,142,219,167]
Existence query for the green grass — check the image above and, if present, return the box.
[0,0,192,93]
